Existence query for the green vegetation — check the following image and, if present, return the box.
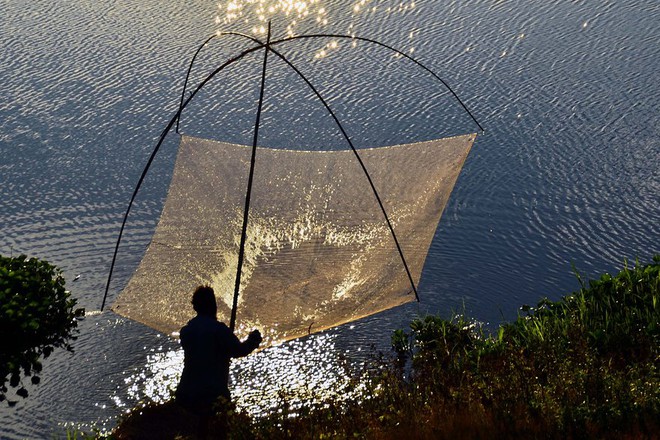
[0,254,83,405]
[96,257,660,438]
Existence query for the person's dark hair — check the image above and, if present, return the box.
[192,285,217,317]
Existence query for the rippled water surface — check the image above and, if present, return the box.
[1,0,658,437]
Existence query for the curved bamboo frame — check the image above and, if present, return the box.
[101,29,483,332]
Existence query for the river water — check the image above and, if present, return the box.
[1,0,658,438]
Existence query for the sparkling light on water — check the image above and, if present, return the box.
[112,331,369,419]
[215,0,417,56]
[218,0,329,36]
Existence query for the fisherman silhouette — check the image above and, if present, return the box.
[175,285,262,439]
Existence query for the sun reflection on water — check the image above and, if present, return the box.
[215,0,419,56]
[112,331,368,420]
[218,0,330,37]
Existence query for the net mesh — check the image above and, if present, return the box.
[112,133,476,345]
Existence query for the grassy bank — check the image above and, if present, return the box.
[101,257,659,439]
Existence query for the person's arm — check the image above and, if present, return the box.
[220,324,262,358]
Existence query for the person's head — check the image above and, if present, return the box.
[192,285,217,318]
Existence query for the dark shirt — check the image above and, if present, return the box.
[176,315,258,405]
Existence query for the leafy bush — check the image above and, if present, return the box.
[393,256,660,437]
[503,255,659,363]
[0,254,84,404]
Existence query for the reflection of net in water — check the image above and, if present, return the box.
[112,134,476,344]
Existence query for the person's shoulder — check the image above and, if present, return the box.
[185,315,231,335]
[180,316,196,331]
[179,317,196,339]
[182,316,200,328]
[215,321,231,331]
[195,316,228,330]
[212,320,235,337]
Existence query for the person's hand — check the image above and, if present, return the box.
[248,329,263,346]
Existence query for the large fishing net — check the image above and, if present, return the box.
[112,133,476,345]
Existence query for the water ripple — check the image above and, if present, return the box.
[1,0,659,438]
